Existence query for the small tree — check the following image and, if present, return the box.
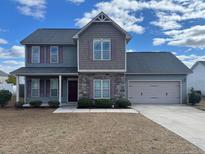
[189,88,202,105]
[0,90,12,107]
[6,75,16,85]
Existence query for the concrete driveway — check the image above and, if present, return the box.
[132,104,205,151]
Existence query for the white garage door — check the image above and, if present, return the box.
[128,81,180,104]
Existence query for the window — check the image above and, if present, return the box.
[50,79,58,97]
[50,46,59,63]
[32,46,40,63]
[93,39,111,60]
[94,80,110,99]
[31,79,40,97]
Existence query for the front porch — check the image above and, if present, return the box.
[16,75,78,106]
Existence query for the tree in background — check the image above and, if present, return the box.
[6,75,16,85]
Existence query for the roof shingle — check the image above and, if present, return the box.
[126,52,191,74]
[20,29,80,45]
[10,67,77,75]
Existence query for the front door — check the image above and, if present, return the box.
[68,80,78,102]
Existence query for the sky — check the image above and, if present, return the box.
[0,0,205,73]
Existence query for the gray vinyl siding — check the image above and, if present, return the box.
[26,45,77,67]
[125,74,188,104]
[78,22,126,70]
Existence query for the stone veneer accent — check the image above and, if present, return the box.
[78,73,125,99]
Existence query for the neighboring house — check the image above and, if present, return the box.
[11,12,191,105]
[187,61,205,95]
[0,70,8,83]
[0,83,16,94]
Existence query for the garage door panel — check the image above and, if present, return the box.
[128,81,180,104]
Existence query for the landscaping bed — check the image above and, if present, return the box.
[0,108,203,154]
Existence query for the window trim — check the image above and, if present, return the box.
[93,39,111,61]
[50,46,59,64]
[31,46,40,64]
[31,79,40,97]
[50,79,58,97]
[93,79,110,99]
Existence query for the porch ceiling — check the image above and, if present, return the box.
[10,67,78,76]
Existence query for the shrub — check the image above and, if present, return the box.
[115,98,131,108]
[29,100,42,108]
[189,88,202,105]
[78,98,93,108]
[0,90,12,108]
[48,100,60,108]
[15,101,24,108]
[95,99,113,108]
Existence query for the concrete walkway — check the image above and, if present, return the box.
[132,104,205,151]
[54,106,138,113]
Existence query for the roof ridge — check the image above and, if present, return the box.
[38,28,80,30]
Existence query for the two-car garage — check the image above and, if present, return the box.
[126,52,192,104]
[128,81,181,104]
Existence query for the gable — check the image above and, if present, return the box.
[191,61,205,70]
[192,62,205,73]
[73,12,131,41]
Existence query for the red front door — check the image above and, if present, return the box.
[68,81,78,102]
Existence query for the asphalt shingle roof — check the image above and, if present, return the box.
[20,29,80,45]
[10,67,77,75]
[126,52,191,74]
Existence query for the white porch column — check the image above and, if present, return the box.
[59,75,62,106]
[16,76,19,102]
[24,76,26,103]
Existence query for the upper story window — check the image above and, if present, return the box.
[50,46,59,63]
[32,46,40,64]
[93,39,111,60]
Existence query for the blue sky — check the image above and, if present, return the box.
[0,0,205,73]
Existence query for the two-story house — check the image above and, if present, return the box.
[11,12,191,105]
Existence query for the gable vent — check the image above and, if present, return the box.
[94,13,111,22]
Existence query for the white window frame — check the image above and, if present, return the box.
[50,46,59,64]
[93,79,110,99]
[31,46,40,64]
[50,79,58,97]
[31,79,40,97]
[93,39,111,61]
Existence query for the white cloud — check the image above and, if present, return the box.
[0,60,24,73]
[75,0,205,38]
[151,12,182,30]
[127,49,136,52]
[156,25,205,48]
[149,0,205,30]
[16,0,46,19]
[0,45,25,59]
[2,60,24,65]
[0,38,8,45]
[75,0,145,34]
[153,38,167,46]
[67,0,85,5]
[176,54,205,68]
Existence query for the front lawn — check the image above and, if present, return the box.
[0,108,203,154]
